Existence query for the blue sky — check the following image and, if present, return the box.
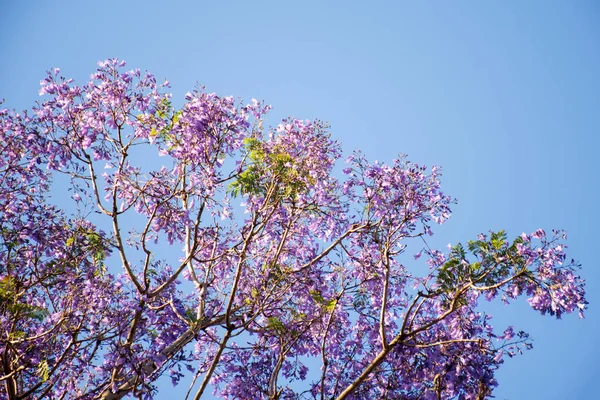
[1,1,599,399]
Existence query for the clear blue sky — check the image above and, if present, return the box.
[1,1,598,399]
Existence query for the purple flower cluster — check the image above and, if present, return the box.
[0,60,587,400]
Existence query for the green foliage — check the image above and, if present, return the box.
[0,275,16,300]
[146,98,182,145]
[436,243,469,292]
[8,330,26,341]
[266,316,286,334]
[66,227,107,269]
[37,360,49,382]
[262,262,285,281]
[228,137,314,200]
[353,289,369,310]
[228,138,265,197]
[87,231,106,265]
[185,308,197,323]
[0,276,49,321]
[1,228,18,251]
[309,289,337,312]
[491,230,507,250]
[436,231,530,295]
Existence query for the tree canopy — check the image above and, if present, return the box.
[0,60,587,399]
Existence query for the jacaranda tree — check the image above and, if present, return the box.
[0,60,587,400]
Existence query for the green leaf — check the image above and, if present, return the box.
[309,289,326,304]
[0,276,15,300]
[310,290,336,311]
[37,359,49,382]
[470,262,482,272]
[185,308,197,322]
[28,306,49,321]
[450,243,466,259]
[324,298,337,312]
[8,330,26,340]
[491,230,507,250]
[266,317,286,334]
